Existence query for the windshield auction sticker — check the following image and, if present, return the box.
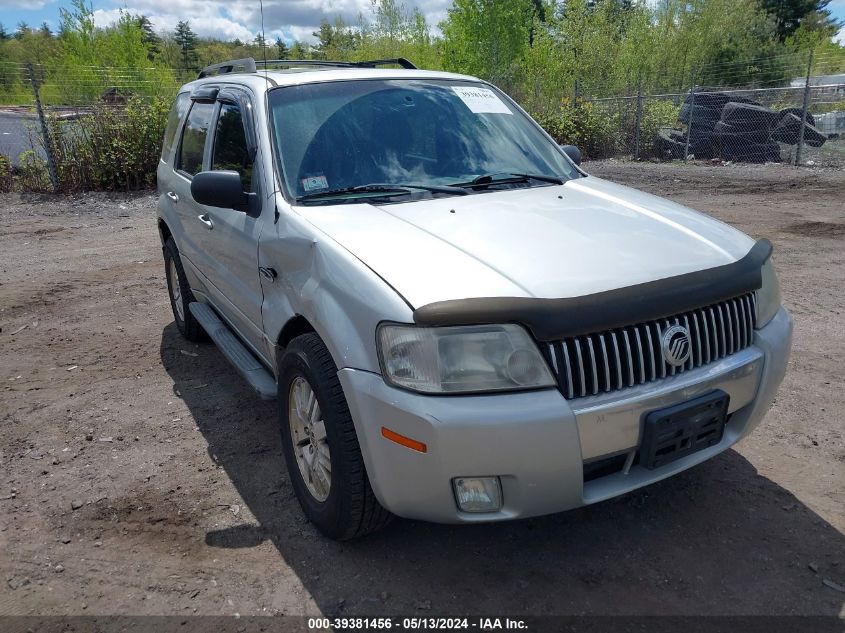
[451,87,513,114]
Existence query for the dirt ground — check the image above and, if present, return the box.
[0,161,843,621]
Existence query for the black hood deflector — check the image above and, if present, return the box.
[413,239,772,341]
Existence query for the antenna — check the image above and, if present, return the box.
[258,0,269,82]
[257,0,280,221]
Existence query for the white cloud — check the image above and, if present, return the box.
[92,8,123,27]
[90,0,451,43]
[94,4,256,41]
[0,0,51,8]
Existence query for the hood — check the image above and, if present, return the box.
[297,176,756,309]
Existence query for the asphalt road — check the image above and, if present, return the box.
[0,111,42,164]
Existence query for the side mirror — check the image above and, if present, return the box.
[560,144,582,166]
[191,171,250,211]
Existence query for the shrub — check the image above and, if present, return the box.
[637,99,682,158]
[534,97,681,160]
[40,95,169,192]
[0,154,12,193]
[16,150,52,192]
[533,98,620,160]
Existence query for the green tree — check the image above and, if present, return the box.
[440,0,537,86]
[15,22,31,39]
[57,0,96,64]
[348,1,440,68]
[0,23,10,41]
[289,40,311,59]
[174,20,198,71]
[136,15,160,61]
[275,36,289,59]
[760,0,839,40]
[254,32,267,51]
[51,2,174,103]
[313,18,357,60]
[786,12,845,74]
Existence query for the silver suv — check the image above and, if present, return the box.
[157,57,793,540]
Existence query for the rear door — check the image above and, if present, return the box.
[157,90,190,247]
[170,93,217,276]
[194,87,267,356]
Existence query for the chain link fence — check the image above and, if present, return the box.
[2,55,844,192]
[0,61,180,192]
[583,83,845,168]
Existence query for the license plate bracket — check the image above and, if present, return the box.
[640,390,730,470]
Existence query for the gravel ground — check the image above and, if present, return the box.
[0,161,843,621]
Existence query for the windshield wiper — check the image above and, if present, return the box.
[449,172,565,189]
[296,182,468,203]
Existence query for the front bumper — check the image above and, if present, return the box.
[339,307,793,523]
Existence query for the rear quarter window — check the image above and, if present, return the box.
[161,93,191,162]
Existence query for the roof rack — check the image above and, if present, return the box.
[197,57,416,79]
[197,58,257,79]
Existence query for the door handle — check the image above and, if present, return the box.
[197,214,214,229]
[166,191,179,203]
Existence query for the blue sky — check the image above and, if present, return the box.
[1,0,843,44]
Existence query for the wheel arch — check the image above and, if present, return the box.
[277,314,317,350]
[158,218,173,246]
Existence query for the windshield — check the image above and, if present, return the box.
[268,79,579,203]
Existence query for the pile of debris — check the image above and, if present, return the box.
[655,88,827,162]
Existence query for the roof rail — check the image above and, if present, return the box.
[256,58,417,70]
[197,58,257,79]
[350,58,417,69]
[197,56,417,79]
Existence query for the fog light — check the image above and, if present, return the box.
[453,477,502,513]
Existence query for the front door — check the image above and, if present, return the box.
[193,91,268,357]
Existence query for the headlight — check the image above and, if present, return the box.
[377,323,556,394]
[755,259,781,328]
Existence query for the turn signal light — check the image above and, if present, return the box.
[381,426,427,453]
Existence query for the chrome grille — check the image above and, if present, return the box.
[548,292,757,399]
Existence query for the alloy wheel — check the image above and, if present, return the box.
[288,376,331,501]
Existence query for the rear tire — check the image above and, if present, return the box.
[163,237,204,342]
[278,333,392,540]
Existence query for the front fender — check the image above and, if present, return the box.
[259,207,413,374]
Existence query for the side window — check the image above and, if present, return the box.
[212,102,253,192]
[161,92,190,161]
[176,101,214,177]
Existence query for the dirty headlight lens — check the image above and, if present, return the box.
[755,260,781,329]
[377,324,555,394]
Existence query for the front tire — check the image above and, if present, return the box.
[278,333,391,540]
[163,237,204,341]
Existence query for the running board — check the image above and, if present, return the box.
[188,302,278,400]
